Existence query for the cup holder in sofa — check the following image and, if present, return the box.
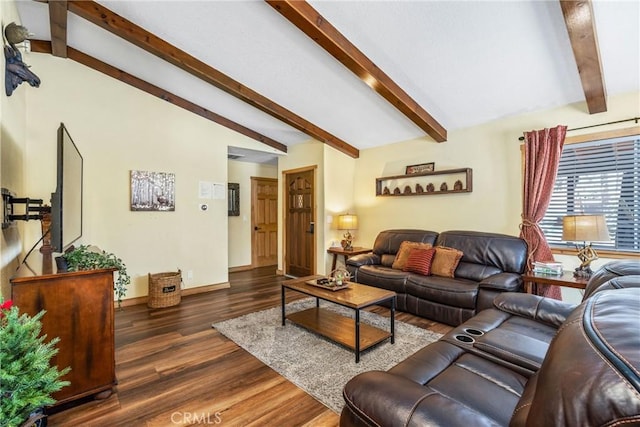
[454,334,475,344]
[464,328,485,336]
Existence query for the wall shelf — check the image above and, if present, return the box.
[376,168,472,197]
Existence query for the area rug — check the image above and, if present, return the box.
[211,299,442,413]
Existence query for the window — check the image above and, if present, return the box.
[541,131,639,253]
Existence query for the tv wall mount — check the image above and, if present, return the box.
[2,187,51,229]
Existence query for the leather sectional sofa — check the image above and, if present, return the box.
[346,229,528,326]
[341,261,640,426]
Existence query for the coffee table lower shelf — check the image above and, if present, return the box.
[286,307,391,352]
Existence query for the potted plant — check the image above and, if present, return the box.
[61,245,130,307]
[0,300,70,427]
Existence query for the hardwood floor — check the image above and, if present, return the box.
[47,267,451,426]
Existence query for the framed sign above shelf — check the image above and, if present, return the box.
[376,168,472,197]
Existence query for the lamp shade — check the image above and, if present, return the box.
[562,215,611,242]
[337,214,358,230]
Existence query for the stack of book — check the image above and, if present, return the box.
[533,261,563,276]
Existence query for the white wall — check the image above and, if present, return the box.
[227,160,277,268]
[17,53,281,299]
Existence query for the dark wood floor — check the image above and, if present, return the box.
[47,267,451,426]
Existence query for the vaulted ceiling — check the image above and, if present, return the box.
[12,0,640,162]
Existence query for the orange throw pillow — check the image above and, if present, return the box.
[431,246,464,277]
[403,247,436,276]
[392,241,433,270]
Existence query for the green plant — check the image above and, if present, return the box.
[63,245,130,307]
[0,300,70,427]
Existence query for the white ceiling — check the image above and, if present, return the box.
[13,0,640,163]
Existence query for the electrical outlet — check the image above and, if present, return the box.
[187,270,193,280]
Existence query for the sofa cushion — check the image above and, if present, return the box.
[392,241,433,270]
[431,246,463,277]
[406,275,478,309]
[356,265,408,294]
[436,230,528,280]
[371,229,439,267]
[403,247,436,275]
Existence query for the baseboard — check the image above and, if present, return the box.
[115,282,231,308]
[228,265,253,273]
[182,282,230,296]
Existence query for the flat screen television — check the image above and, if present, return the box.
[50,123,83,253]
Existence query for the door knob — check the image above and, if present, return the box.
[254,226,261,231]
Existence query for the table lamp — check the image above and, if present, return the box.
[338,214,358,251]
[562,214,610,278]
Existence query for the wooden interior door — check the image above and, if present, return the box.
[285,168,315,277]
[251,177,278,267]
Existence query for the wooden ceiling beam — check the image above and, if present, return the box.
[266,0,447,143]
[66,0,358,158]
[30,40,288,153]
[560,0,607,114]
[48,0,68,58]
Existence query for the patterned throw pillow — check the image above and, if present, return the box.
[392,241,433,270]
[403,247,436,276]
[431,246,464,277]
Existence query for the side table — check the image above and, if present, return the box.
[522,271,589,294]
[327,246,372,272]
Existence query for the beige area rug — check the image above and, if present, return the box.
[211,298,442,413]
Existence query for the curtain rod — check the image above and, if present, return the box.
[518,117,640,141]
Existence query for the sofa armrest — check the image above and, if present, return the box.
[493,293,577,328]
[478,272,523,292]
[342,371,433,427]
[345,253,381,268]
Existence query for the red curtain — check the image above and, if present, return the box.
[520,125,567,300]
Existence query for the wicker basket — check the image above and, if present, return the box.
[148,270,182,308]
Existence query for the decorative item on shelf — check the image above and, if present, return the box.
[562,214,611,278]
[405,162,435,175]
[338,213,358,251]
[426,183,435,192]
[454,180,463,191]
[403,185,412,194]
[440,182,448,191]
[0,300,70,427]
[383,186,390,195]
[393,187,401,195]
[415,183,424,193]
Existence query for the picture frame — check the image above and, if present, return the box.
[405,162,435,175]
[130,170,175,211]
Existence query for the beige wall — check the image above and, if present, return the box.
[11,52,281,300]
[0,2,29,299]
[227,160,277,268]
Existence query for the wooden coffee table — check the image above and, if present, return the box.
[281,275,396,363]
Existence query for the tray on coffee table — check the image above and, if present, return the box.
[305,278,349,291]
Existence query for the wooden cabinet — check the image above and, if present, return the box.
[11,258,117,406]
[376,167,473,196]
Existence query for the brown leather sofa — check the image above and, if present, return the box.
[341,261,640,426]
[346,229,528,325]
